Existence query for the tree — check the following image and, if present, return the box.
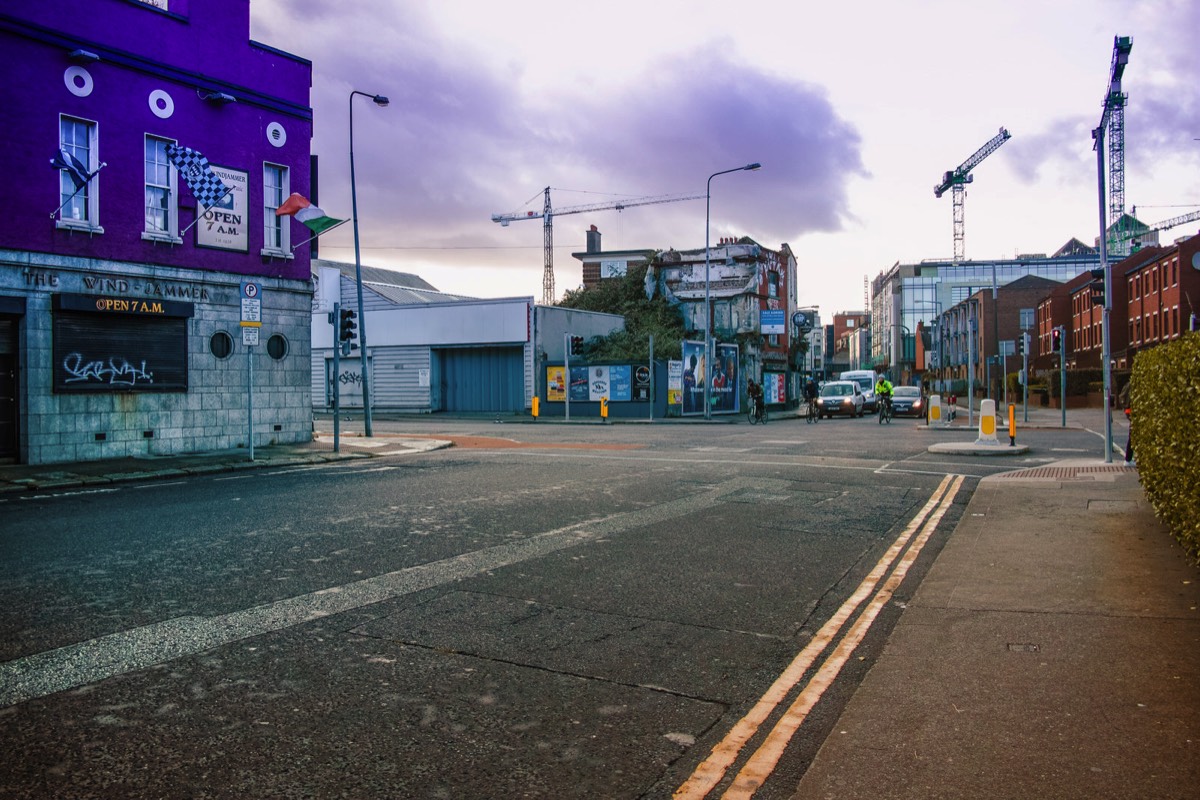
[558,263,686,361]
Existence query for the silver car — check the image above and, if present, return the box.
[817,380,865,418]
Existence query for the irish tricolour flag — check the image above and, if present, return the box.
[275,193,345,235]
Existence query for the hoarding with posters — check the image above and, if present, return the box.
[548,364,644,402]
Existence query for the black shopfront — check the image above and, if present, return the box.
[52,293,193,394]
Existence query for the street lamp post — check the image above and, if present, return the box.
[349,89,389,437]
[704,162,761,420]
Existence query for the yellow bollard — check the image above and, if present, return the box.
[532,395,539,419]
[975,399,999,445]
[1008,403,1016,446]
[600,396,608,420]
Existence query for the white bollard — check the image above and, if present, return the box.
[975,398,1000,445]
[928,394,942,426]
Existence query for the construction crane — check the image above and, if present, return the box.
[492,188,704,305]
[934,127,1012,263]
[1119,207,1200,251]
[1094,36,1134,257]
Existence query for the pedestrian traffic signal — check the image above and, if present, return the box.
[1051,328,1061,352]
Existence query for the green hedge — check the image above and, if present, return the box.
[1131,335,1200,562]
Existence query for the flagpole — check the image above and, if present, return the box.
[180,185,235,237]
[48,162,106,219]
[288,219,349,253]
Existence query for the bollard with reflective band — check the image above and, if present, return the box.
[600,396,609,419]
[929,394,942,425]
[975,398,1000,445]
[1009,403,1016,446]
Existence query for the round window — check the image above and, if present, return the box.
[210,331,233,359]
[267,333,288,360]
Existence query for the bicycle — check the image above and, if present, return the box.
[878,395,893,425]
[748,402,767,425]
[805,397,819,424]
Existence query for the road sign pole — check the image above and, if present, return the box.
[1022,336,1029,423]
[247,340,254,461]
[649,334,655,423]
[240,282,263,462]
[332,302,341,453]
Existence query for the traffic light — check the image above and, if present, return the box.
[1017,333,1025,355]
[568,335,584,356]
[338,308,358,355]
[1050,327,1061,352]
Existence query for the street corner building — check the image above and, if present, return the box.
[0,0,315,464]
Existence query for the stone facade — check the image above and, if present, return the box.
[0,0,314,464]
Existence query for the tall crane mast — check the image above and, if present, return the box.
[492,188,704,305]
[1095,36,1134,257]
[934,127,1012,263]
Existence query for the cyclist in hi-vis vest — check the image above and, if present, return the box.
[874,375,893,415]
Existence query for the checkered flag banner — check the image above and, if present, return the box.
[164,144,230,209]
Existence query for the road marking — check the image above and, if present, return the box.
[0,476,771,708]
[675,474,962,799]
[13,487,119,501]
[722,474,965,798]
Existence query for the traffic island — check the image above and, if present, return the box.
[927,398,1029,455]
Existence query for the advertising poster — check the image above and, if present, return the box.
[668,360,682,406]
[760,309,785,334]
[711,343,739,414]
[765,372,786,405]
[633,365,651,402]
[609,365,631,401]
[568,366,590,401]
[681,340,705,415]
[197,165,248,252]
[546,366,566,401]
[588,365,611,401]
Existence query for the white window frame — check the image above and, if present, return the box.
[142,134,181,243]
[261,162,292,258]
[56,114,103,233]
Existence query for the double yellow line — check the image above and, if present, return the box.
[675,473,965,799]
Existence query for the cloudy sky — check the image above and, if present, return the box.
[250,0,1199,316]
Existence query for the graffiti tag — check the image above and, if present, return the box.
[63,353,155,386]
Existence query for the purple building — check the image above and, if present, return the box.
[0,0,315,464]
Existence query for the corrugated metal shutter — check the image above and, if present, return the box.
[437,346,523,412]
[53,312,188,393]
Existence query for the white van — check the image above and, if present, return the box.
[840,370,879,413]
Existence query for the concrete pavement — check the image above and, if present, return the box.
[790,453,1200,798]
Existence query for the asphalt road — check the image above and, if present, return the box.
[0,413,1111,799]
